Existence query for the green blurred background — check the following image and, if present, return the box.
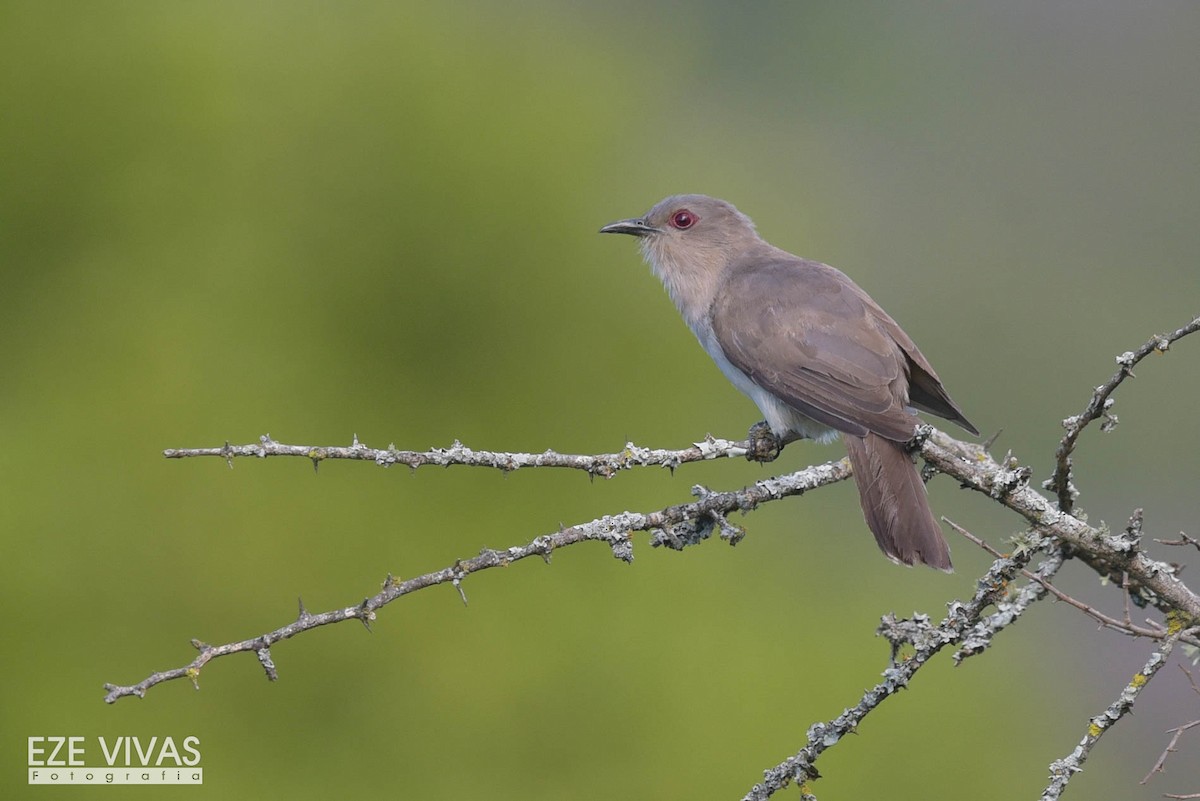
[3,2,1199,799]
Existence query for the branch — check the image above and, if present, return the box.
[133,318,1200,706]
[1039,627,1196,801]
[1155,531,1200,554]
[919,429,1200,621]
[742,542,1055,800]
[155,427,1200,624]
[106,316,1200,801]
[1144,720,1200,791]
[1046,315,1200,514]
[1142,665,1200,794]
[949,518,1198,645]
[103,457,852,703]
[941,521,1067,662]
[163,433,762,478]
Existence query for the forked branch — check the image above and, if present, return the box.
[109,317,1200,801]
[103,457,851,703]
[1046,315,1200,513]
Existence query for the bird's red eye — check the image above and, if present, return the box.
[670,209,697,230]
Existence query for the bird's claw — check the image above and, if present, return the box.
[745,421,784,463]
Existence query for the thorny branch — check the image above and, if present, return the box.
[919,429,1200,621]
[948,517,1199,646]
[1039,628,1197,801]
[743,541,1053,801]
[1046,315,1200,514]
[111,316,1200,799]
[163,433,767,478]
[1142,666,1200,795]
[103,457,852,703]
[119,426,1200,701]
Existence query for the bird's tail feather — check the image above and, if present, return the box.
[843,433,952,571]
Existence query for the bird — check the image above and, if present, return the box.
[600,194,978,570]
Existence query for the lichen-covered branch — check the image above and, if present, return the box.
[120,316,1200,798]
[1039,628,1196,801]
[1046,314,1200,513]
[103,457,852,703]
[163,433,763,478]
[742,544,1053,800]
[918,429,1200,621]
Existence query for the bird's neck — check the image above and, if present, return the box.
[641,239,725,331]
[641,237,778,332]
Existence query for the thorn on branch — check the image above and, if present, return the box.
[533,535,554,564]
[451,562,469,606]
[256,645,278,682]
[1099,406,1119,434]
[1142,716,1200,788]
[359,599,375,632]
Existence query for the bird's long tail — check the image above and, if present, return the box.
[842,432,952,571]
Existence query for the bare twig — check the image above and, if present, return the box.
[1142,665,1200,794]
[1046,315,1200,514]
[1185,664,1200,696]
[103,457,853,703]
[1040,628,1195,801]
[1038,577,1169,639]
[1143,720,1200,787]
[1155,531,1200,553]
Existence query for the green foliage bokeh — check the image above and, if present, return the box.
[3,3,1199,800]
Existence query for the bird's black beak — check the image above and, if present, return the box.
[599,217,660,237]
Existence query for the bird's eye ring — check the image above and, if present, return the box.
[670,210,697,230]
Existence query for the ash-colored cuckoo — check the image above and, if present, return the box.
[601,194,978,570]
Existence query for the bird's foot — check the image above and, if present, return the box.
[905,424,935,454]
[745,421,784,463]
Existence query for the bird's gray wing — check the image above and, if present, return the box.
[709,256,921,442]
